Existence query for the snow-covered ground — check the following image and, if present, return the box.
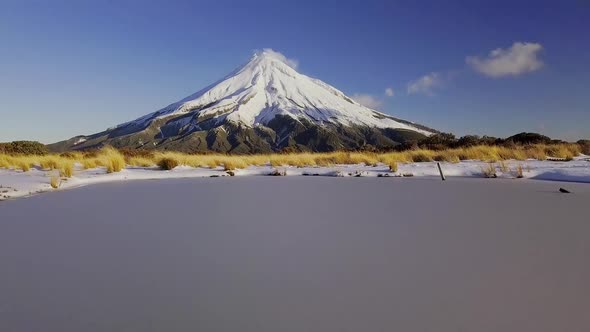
[1,156,588,201]
[1,176,589,331]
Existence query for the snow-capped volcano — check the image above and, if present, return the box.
[129,49,431,133]
[50,50,437,153]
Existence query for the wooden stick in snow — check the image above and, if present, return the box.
[437,162,446,181]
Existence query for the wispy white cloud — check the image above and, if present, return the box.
[385,87,395,97]
[256,48,299,69]
[265,48,299,69]
[407,72,443,95]
[351,93,383,109]
[284,57,299,69]
[466,42,544,78]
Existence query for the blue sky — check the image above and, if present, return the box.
[1,0,588,143]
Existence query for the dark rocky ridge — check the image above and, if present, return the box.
[48,114,432,153]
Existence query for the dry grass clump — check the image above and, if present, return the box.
[119,148,155,159]
[222,161,236,171]
[81,158,99,169]
[410,151,434,162]
[314,155,336,167]
[0,155,21,170]
[0,155,35,172]
[59,161,74,178]
[516,164,524,178]
[289,154,317,167]
[314,153,341,166]
[242,154,268,166]
[59,151,81,159]
[77,148,125,171]
[148,152,251,171]
[387,160,398,172]
[123,148,157,167]
[346,152,379,166]
[95,147,126,173]
[379,152,413,163]
[511,149,528,161]
[158,157,179,170]
[270,153,317,167]
[433,151,460,163]
[223,158,248,171]
[543,144,580,159]
[481,163,497,178]
[497,148,526,161]
[127,157,155,167]
[268,151,382,167]
[205,158,220,168]
[377,155,399,172]
[269,155,287,167]
[455,145,568,162]
[38,156,74,177]
[0,158,9,169]
[524,145,547,160]
[40,156,61,170]
[17,160,32,172]
[50,175,61,189]
[272,152,321,167]
[151,152,207,169]
[461,146,500,161]
[498,161,509,173]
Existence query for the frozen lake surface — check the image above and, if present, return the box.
[1,177,589,332]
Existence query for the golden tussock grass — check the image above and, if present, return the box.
[82,158,100,169]
[544,144,580,159]
[147,144,580,170]
[157,157,179,170]
[411,151,434,162]
[223,158,248,171]
[39,156,60,170]
[498,161,509,173]
[99,147,126,173]
[127,156,155,167]
[0,156,10,169]
[0,146,127,174]
[433,152,460,163]
[481,163,497,178]
[50,175,61,189]
[516,164,524,178]
[0,143,583,174]
[17,160,32,172]
[59,162,74,178]
[0,155,35,172]
[387,160,398,172]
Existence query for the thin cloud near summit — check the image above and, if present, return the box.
[351,93,383,109]
[407,72,444,96]
[385,87,395,97]
[256,48,299,69]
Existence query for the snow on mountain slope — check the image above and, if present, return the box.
[122,49,433,135]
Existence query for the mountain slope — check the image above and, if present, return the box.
[49,49,437,153]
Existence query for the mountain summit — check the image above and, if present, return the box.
[50,49,437,153]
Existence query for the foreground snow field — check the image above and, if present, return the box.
[0,157,589,200]
[1,177,589,331]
